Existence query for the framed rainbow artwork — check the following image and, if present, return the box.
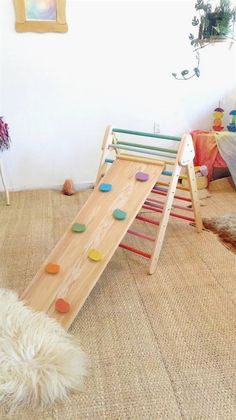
[14,0,68,32]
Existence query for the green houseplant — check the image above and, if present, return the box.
[172,0,236,80]
[194,0,236,43]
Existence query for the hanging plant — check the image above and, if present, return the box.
[172,0,236,80]
[0,117,11,152]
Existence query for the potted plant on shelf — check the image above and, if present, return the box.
[195,0,236,44]
[172,0,236,80]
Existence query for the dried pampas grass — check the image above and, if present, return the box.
[0,289,88,411]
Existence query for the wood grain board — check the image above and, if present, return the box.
[21,158,164,330]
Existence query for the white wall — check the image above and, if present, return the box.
[1,0,236,191]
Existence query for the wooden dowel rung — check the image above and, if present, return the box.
[146,198,164,205]
[116,141,177,155]
[170,212,194,222]
[117,154,164,166]
[112,128,181,142]
[156,181,190,192]
[135,215,160,226]
[145,198,194,212]
[162,170,172,177]
[109,144,176,160]
[142,204,195,222]
[155,186,167,192]
[151,188,192,202]
[144,200,163,210]
[162,170,188,179]
[118,153,174,166]
[119,243,151,259]
[127,229,155,242]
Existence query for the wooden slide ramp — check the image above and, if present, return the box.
[22,158,164,330]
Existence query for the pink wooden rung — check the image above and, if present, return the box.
[119,243,151,259]
[145,198,194,212]
[142,204,195,222]
[135,215,160,226]
[127,229,155,242]
[151,188,192,202]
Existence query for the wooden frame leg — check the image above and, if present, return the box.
[95,125,113,186]
[149,163,181,274]
[186,161,203,232]
[0,158,10,206]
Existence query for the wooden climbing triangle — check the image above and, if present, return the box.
[21,125,202,329]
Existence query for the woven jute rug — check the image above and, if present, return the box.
[0,187,236,419]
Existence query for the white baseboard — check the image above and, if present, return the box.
[0,182,95,193]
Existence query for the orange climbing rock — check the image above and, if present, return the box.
[55,298,71,313]
[45,263,60,274]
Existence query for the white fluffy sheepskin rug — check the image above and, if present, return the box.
[0,288,88,411]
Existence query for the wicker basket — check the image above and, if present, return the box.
[182,167,208,190]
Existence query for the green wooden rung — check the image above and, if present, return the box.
[109,144,176,160]
[116,141,177,155]
[112,128,181,142]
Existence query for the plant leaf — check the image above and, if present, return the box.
[192,16,199,26]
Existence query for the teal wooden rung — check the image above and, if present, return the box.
[116,141,177,155]
[162,170,173,176]
[105,158,114,163]
[112,128,181,142]
[109,144,176,160]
